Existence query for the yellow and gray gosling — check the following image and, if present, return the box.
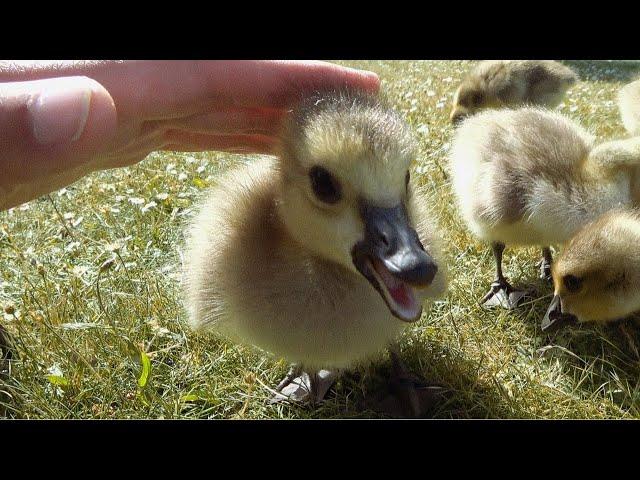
[183,90,447,415]
[450,60,578,124]
[450,107,640,309]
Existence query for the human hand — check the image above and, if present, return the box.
[0,60,380,210]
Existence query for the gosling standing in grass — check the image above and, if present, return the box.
[543,209,640,330]
[618,79,640,136]
[184,91,447,416]
[449,108,640,309]
[450,60,578,124]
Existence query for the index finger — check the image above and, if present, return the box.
[0,60,380,119]
[208,60,381,109]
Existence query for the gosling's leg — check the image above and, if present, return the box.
[274,364,301,393]
[0,322,12,376]
[537,247,553,282]
[370,347,445,418]
[270,366,338,405]
[481,242,528,309]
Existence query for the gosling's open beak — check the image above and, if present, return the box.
[541,294,578,332]
[351,202,438,322]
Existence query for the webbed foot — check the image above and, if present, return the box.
[369,351,446,418]
[270,366,338,405]
[481,280,529,309]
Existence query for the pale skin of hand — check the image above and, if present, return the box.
[0,60,380,210]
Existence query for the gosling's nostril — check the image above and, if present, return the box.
[379,231,390,248]
[372,223,396,253]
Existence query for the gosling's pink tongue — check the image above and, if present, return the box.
[371,258,421,321]
[388,278,412,306]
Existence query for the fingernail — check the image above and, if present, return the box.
[362,70,378,80]
[29,80,92,145]
[358,70,380,90]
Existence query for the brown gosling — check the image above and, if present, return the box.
[183,90,447,415]
[543,209,640,330]
[450,60,578,124]
[450,107,640,309]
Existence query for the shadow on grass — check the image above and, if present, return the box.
[497,269,640,416]
[563,60,640,83]
[277,341,517,419]
[457,257,640,417]
[538,320,640,413]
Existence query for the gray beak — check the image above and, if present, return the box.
[351,202,439,322]
[355,203,438,287]
[542,294,578,332]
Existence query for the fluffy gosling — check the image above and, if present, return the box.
[450,60,578,124]
[183,90,447,416]
[543,209,640,330]
[450,107,640,309]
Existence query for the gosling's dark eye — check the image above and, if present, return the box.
[563,274,583,293]
[309,166,341,204]
[405,171,410,189]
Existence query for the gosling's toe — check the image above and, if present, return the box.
[367,350,447,418]
[481,280,530,310]
[270,368,338,405]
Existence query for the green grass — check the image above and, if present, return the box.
[2,60,640,419]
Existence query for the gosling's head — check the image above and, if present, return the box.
[450,71,504,125]
[277,90,440,322]
[451,80,484,125]
[543,210,640,330]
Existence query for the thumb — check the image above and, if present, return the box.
[0,76,118,183]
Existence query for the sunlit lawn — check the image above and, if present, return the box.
[2,60,640,418]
